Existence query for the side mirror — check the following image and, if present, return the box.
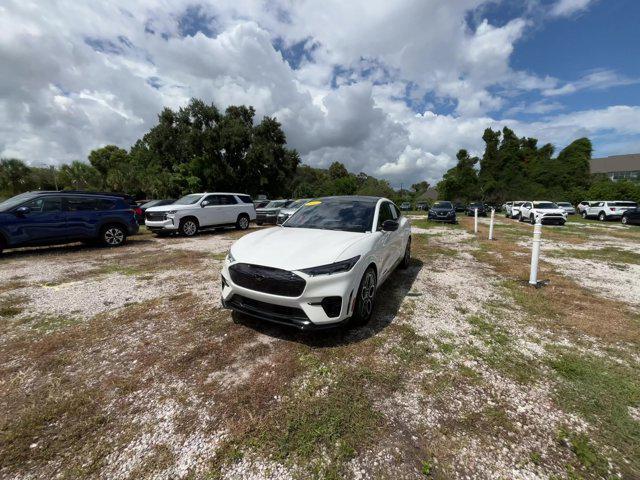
[201,200,210,208]
[15,206,31,216]
[382,219,399,232]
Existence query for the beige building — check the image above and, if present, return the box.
[590,154,640,182]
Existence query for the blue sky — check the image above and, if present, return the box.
[1,0,638,186]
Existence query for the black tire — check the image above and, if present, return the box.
[598,212,606,222]
[256,221,263,226]
[518,213,524,222]
[179,217,199,236]
[155,231,171,237]
[622,215,628,225]
[559,221,566,226]
[101,224,127,247]
[351,266,377,326]
[0,236,5,255]
[530,214,535,224]
[400,238,411,269]
[582,211,587,219]
[236,214,250,230]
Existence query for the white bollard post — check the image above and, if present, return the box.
[474,208,478,234]
[488,208,495,240]
[529,219,542,285]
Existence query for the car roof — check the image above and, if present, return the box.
[23,190,129,199]
[317,195,385,204]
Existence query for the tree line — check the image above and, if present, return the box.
[437,126,640,204]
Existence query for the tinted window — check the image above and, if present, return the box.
[392,204,401,218]
[0,192,38,212]
[65,197,99,211]
[140,200,162,209]
[238,195,253,204]
[377,203,395,229]
[24,196,62,213]
[433,201,453,209]
[611,202,637,207]
[96,199,117,210]
[265,200,287,208]
[533,202,557,209]
[217,195,237,205]
[284,199,376,233]
[202,195,220,206]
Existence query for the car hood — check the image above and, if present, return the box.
[256,208,280,214]
[430,207,454,213]
[146,204,196,213]
[230,227,368,271]
[278,207,299,216]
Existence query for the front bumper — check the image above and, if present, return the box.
[145,218,179,231]
[220,261,361,329]
[537,215,566,225]
[256,213,278,224]
[428,213,456,222]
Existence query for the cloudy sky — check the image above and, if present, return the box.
[1,0,639,187]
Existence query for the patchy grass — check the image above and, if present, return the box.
[551,246,640,265]
[0,294,27,318]
[549,349,640,477]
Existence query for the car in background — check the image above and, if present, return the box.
[506,201,525,219]
[466,202,486,216]
[145,192,255,236]
[254,199,270,209]
[0,191,139,254]
[519,201,567,225]
[277,199,311,225]
[256,199,293,225]
[555,202,576,215]
[221,196,411,329]
[453,202,466,212]
[622,206,640,226]
[577,201,592,215]
[416,202,430,211]
[137,199,176,224]
[583,201,639,221]
[428,201,456,223]
[400,202,412,211]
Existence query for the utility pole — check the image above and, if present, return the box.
[50,165,58,191]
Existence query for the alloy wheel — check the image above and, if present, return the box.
[359,270,377,318]
[622,216,628,225]
[183,220,197,236]
[239,216,249,229]
[104,227,124,246]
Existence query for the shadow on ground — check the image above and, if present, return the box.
[232,258,424,348]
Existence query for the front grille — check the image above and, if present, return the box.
[146,212,165,221]
[226,294,309,325]
[229,263,306,297]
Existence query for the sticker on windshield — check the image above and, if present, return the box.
[305,201,322,206]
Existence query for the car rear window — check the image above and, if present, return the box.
[611,202,637,207]
[238,195,253,204]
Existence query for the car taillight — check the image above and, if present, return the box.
[610,208,616,211]
[134,207,142,215]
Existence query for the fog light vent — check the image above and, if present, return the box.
[321,296,342,318]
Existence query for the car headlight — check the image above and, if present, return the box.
[166,210,177,214]
[299,255,361,276]
[226,251,235,263]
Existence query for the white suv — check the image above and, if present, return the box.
[583,200,639,221]
[506,201,525,219]
[145,193,256,236]
[519,201,567,225]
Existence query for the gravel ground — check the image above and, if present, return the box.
[1,220,639,480]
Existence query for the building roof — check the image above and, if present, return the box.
[590,154,640,173]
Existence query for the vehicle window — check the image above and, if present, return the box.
[433,201,453,209]
[266,200,287,208]
[533,202,557,209]
[24,196,62,213]
[284,199,376,233]
[96,199,117,210]
[377,202,395,230]
[202,195,220,206]
[238,195,253,204]
[217,195,238,205]
[174,194,203,205]
[140,200,161,209]
[65,197,99,211]
[0,192,38,212]
[611,202,637,207]
[392,204,401,218]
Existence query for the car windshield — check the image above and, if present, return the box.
[514,201,524,206]
[174,194,203,205]
[265,200,287,208]
[557,202,571,207]
[0,192,38,212]
[140,200,161,209]
[287,199,309,209]
[611,202,637,207]
[433,201,452,209]
[284,199,376,233]
[533,202,558,209]
[469,202,482,207]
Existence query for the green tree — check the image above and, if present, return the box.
[328,161,349,180]
[436,149,480,201]
[58,161,102,190]
[0,158,33,196]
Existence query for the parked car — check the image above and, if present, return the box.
[277,199,311,225]
[453,202,466,212]
[256,199,293,225]
[0,191,139,254]
[254,199,270,209]
[400,202,412,211]
[466,202,487,216]
[582,201,639,221]
[145,192,256,236]
[506,201,525,219]
[221,196,411,329]
[137,199,176,224]
[621,206,640,226]
[577,201,592,215]
[518,201,567,225]
[416,202,430,211]
[555,202,576,215]
[428,201,457,223]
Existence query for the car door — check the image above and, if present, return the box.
[217,194,240,224]
[375,202,401,279]
[588,202,602,216]
[629,208,640,224]
[12,196,66,244]
[64,196,101,239]
[198,194,221,226]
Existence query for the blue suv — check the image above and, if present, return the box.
[0,191,139,254]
